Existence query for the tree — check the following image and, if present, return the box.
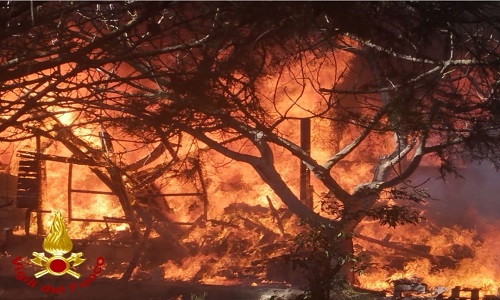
[1,2,500,297]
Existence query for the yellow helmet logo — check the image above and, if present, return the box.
[30,211,86,278]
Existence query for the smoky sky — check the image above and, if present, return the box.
[410,163,500,232]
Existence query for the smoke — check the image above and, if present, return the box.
[411,162,500,234]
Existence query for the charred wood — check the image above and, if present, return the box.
[236,215,276,236]
[207,219,239,229]
[33,123,142,239]
[191,262,214,283]
[357,233,457,267]
[192,158,209,222]
[266,195,285,235]
[17,150,103,166]
[133,204,190,259]
[121,217,155,282]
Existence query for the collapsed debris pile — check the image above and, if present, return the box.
[159,202,299,284]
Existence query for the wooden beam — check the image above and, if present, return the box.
[17,151,103,166]
[266,196,285,235]
[121,218,155,282]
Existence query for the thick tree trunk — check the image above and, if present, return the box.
[253,161,358,288]
[335,235,356,284]
[306,235,356,300]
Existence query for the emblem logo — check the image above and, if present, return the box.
[30,211,86,278]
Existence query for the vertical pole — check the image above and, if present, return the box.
[68,163,73,222]
[300,118,313,209]
[194,159,208,224]
[471,289,479,300]
[36,135,43,235]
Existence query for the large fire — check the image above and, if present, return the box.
[0,35,498,299]
[4,112,499,296]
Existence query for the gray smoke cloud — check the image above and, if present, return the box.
[410,162,500,234]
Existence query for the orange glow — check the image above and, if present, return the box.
[357,219,500,296]
[0,36,497,293]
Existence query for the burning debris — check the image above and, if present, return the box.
[160,202,298,284]
[389,279,500,300]
[392,278,438,300]
[355,215,500,296]
[0,116,498,300]
[0,132,303,287]
[1,127,500,296]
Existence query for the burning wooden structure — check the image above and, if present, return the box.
[0,120,499,300]
[0,126,308,291]
[0,114,497,300]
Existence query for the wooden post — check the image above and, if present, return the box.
[194,160,208,224]
[450,286,461,299]
[36,135,44,235]
[67,162,73,222]
[300,118,313,209]
[471,289,480,300]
